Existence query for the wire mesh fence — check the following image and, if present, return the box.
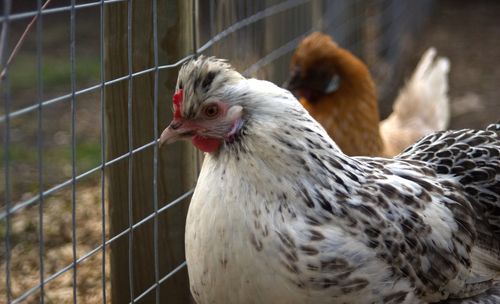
[1,0,433,303]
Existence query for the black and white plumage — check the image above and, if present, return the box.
[442,283,500,304]
[160,56,500,304]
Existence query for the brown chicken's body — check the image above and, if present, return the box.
[287,32,450,157]
[298,45,386,156]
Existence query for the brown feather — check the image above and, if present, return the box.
[288,32,450,157]
[289,32,386,156]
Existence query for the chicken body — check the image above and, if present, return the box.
[161,57,500,304]
[286,32,450,157]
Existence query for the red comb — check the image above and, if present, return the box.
[173,89,183,119]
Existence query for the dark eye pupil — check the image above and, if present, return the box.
[206,106,218,117]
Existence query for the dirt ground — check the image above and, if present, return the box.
[406,0,500,129]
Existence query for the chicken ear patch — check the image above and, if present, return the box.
[325,74,341,94]
[173,89,184,119]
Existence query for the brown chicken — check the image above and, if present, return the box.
[285,32,450,157]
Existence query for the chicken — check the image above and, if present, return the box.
[160,56,500,304]
[285,32,450,157]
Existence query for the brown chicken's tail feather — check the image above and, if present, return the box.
[392,47,451,131]
[380,48,451,156]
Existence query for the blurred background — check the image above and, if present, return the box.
[0,0,499,303]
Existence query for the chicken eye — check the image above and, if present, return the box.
[203,104,219,118]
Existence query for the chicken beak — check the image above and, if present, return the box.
[159,120,184,147]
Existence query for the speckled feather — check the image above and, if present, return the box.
[441,283,500,304]
[176,57,500,304]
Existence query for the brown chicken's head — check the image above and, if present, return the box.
[284,32,342,103]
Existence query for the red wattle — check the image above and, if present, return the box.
[192,136,222,153]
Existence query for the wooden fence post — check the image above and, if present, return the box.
[105,0,196,302]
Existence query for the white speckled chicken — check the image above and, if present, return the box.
[160,57,500,304]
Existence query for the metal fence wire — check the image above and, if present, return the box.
[1,0,433,303]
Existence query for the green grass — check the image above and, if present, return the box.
[0,141,101,206]
[73,142,102,173]
[9,54,100,92]
[1,141,101,174]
